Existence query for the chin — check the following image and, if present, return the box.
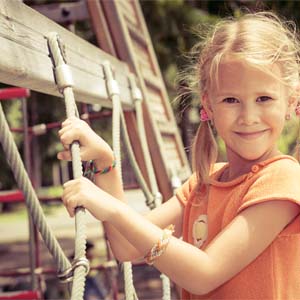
[237,150,275,162]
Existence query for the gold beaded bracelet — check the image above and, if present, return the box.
[144,224,175,265]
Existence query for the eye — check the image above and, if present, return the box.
[257,96,273,102]
[223,97,239,104]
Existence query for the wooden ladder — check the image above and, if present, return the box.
[32,0,191,200]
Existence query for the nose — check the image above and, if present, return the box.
[238,103,259,125]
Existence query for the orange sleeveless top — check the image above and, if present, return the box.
[176,155,300,299]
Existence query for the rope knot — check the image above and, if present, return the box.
[103,61,120,97]
[129,74,142,102]
[57,257,90,283]
[47,32,74,92]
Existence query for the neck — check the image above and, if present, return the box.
[223,147,282,181]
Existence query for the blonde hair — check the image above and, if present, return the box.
[184,11,300,185]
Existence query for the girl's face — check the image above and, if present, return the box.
[205,58,293,163]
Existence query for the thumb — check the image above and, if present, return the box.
[57,150,72,161]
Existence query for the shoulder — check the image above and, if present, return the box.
[176,162,227,205]
[262,154,299,168]
[175,173,198,205]
[256,155,300,180]
[239,155,300,212]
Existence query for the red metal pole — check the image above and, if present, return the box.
[0,88,30,100]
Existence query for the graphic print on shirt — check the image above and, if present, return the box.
[192,214,208,248]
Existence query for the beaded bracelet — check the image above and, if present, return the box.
[144,224,175,265]
[84,157,116,180]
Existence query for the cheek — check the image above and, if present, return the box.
[213,120,230,142]
[265,110,286,136]
[268,105,287,123]
[212,112,233,133]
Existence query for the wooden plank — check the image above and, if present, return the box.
[102,1,174,198]
[0,0,134,109]
[144,83,170,123]
[102,0,191,199]
[157,124,177,135]
[31,1,89,24]
[86,0,117,56]
[119,0,140,28]
[85,0,151,190]
[133,1,192,179]
[132,38,155,76]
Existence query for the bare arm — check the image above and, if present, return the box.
[59,118,300,294]
[58,117,184,261]
[79,190,299,295]
[93,162,183,261]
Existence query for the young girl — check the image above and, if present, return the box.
[58,12,300,299]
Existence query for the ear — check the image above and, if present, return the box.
[287,84,300,113]
[201,93,213,119]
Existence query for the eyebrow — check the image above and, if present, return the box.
[215,91,278,98]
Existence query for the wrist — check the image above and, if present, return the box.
[101,192,124,223]
[93,152,115,170]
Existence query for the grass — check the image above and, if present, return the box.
[0,185,64,224]
[0,206,28,222]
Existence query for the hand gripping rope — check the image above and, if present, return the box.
[47,32,89,300]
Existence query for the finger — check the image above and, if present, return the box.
[63,178,85,194]
[64,196,76,218]
[58,124,72,137]
[61,117,76,127]
[62,186,74,203]
[62,190,78,217]
[57,150,72,161]
[60,130,80,146]
[63,179,77,189]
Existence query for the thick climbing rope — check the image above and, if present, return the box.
[21,96,38,291]
[129,75,172,300]
[128,75,162,209]
[160,274,172,300]
[119,110,155,209]
[47,32,89,300]
[0,103,71,274]
[103,62,138,300]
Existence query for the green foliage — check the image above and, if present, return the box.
[141,0,300,160]
[278,118,299,155]
[141,0,219,92]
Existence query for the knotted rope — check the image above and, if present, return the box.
[0,102,71,273]
[119,110,155,208]
[47,32,89,300]
[103,61,138,300]
[128,75,172,300]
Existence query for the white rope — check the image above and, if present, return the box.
[103,61,138,300]
[47,32,89,300]
[129,75,172,300]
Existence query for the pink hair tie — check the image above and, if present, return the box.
[200,108,210,122]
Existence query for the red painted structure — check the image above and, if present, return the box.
[0,88,30,100]
[0,290,41,300]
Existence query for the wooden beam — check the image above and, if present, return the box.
[30,1,89,24]
[0,0,134,109]
[101,0,191,200]
[86,0,117,56]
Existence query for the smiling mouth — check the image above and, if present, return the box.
[235,129,269,139]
